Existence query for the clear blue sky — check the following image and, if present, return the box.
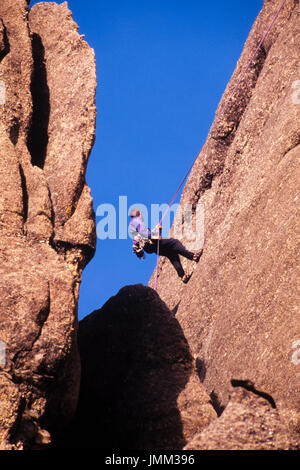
[30,0,263,319]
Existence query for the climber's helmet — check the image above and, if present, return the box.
[129,208,140,218]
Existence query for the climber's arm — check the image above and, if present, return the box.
[151,224,162,240]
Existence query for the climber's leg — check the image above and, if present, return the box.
[158,240,186,279]
[160,238,194,260]
[164,252,185,278]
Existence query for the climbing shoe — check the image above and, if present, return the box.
[193,249,203,262]
[181,273,191,284]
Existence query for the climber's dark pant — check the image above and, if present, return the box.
[144,238,194,278]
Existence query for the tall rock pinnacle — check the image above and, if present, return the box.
[0,1,96,449]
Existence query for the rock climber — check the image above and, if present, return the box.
[129,208,203,283]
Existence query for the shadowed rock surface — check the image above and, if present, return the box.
[0,1,96,449]
[149,0,300,445]
[58,285,216,449]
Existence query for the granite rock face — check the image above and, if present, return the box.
[0,1,96,449]
[65,285,217,450]
[149,0,300,446]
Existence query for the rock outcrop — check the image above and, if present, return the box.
[59,285,217,449]
[0,1,96,449]
[149,0,300,447]
[184,385,300,450]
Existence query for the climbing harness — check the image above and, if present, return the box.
[132,234,155,260]
[133,242,145,260]
[154,0,287,291]
[132,234,146,259]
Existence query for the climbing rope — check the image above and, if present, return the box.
[154,0,287,291]
[154,228,160,290]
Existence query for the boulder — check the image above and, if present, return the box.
[66,285,217,449]
[184,384,300,450]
